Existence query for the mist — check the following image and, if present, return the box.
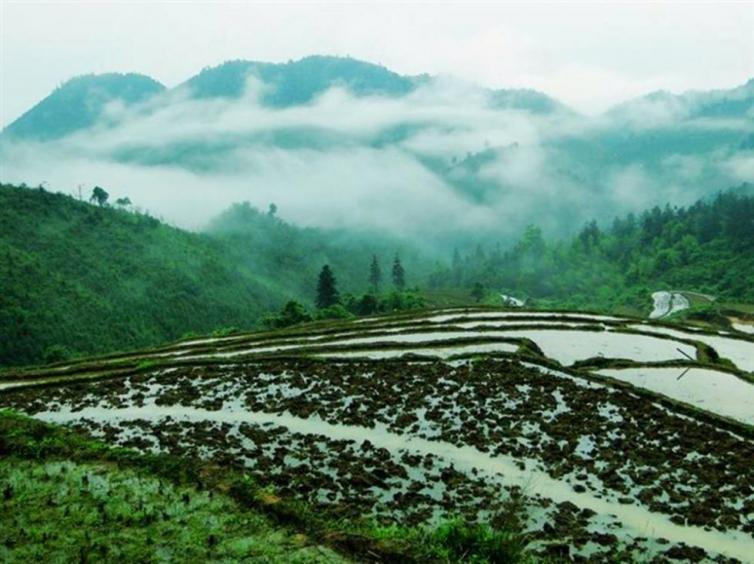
[1,72,751,247]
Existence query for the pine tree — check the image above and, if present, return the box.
[369,255,382,293]
[316,265,340,309]
[452,248,462,286]
[392,255,406,290]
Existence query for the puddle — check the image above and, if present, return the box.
[650,292,690,319]
[625,324,754,372]
[319,342,519,359]
[424,311,625,323]
[596,367,754,425]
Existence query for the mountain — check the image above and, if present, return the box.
[607,78,754,121]
[1,59,751,244]
[2,56,567,142]
[3,73,165,141]
[181,55,423,105]
[0,183,428,366]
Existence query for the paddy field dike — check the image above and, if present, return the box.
[1,307,753,562]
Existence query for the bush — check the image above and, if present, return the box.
[261,301,313,330]
[315,304,353,321]
[430,519,526,563]
[43,345,71,364]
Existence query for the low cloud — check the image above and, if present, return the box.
[1,76,750,245]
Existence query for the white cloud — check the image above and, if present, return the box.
[2,2,753,127]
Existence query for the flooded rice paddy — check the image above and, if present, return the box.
[1,307,753,562]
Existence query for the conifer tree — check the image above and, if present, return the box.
[392,255,406,290]
[369,255,382,293]
[316,265,340,308]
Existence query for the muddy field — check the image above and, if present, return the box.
[2,308,753,562]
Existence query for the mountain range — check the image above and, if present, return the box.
[1,55,752,240]
[3,56,569,140]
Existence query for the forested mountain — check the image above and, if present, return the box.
[0,184,426,366]
[434,184,754,312]
[608,78,754,121]
[2,56,566,143]
[3,73,165,141]
[2,56,750,243]
[181,56,422,105]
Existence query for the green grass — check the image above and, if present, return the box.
[0,459,340,563]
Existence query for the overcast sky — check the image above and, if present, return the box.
[1,1,753,127]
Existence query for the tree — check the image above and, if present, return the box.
[471,282,486,303]
[261,301,312,329]
[369,255,382,293]
[316,265,340,309]
[392,255,406,290]
[115,197,132,208]
[268,203,278,217]
[89,186,109,207]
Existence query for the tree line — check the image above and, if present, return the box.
[262,255,420,329]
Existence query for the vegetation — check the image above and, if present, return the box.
[0,410,532,563]
[0,185,428,366]
[431,185,754,313]
[316,265,340,309]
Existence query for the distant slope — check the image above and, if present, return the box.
[607,78,754,121]
[3,56,567,142]
[0,184,284,365]
[3,73,165,141]
[434,184,754,313]
[181,55,422,105]
[0,184,428,366]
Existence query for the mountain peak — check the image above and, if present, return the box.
[182,55,420,105]
[4,72,165,141]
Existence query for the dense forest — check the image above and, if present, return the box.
[433,183,754,312]
[0,184,426,366]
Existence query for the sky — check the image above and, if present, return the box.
[1,1,753,128]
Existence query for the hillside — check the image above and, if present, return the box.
[2,73,165,141]
[0,185,280,366]
[0,184,429,367]
[2,56,566,143]
[433,185,754,313]
[181,55,422,105]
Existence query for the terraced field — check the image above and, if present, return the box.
[2,308,753,562]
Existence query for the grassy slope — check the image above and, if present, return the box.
[0,185,433,367]
[0,459,340,562]
[0,185,286,366]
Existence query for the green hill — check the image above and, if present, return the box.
[433,184,754,313]
[0,185,281,366]
[2,73,165,141]
[182,55,422,105]
[0,184,426,367]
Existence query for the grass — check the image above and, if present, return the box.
[0,459,339,563]
[0,409,535,563]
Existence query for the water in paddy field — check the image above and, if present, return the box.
[3,308,754,561]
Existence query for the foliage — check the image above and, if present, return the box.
[261,301,313,330]
[369,254,381,293]
[0,186,429,366]
[315,304,353,321]
[431,186,754,312]
[89,186,109,207]
[316,265,340,309]
[392,255,406,289]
